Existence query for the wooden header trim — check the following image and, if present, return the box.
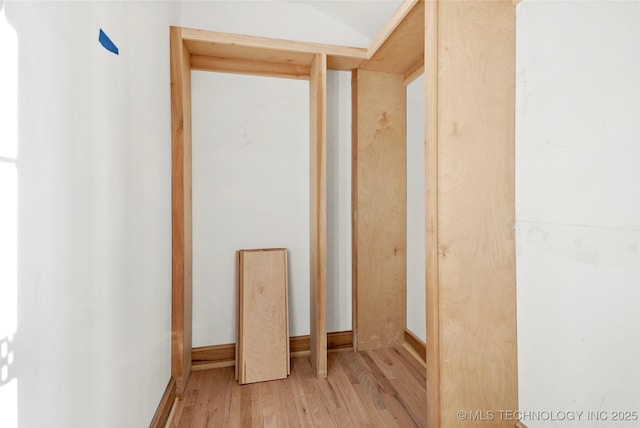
[171,0,424,77]
[190,55,310,80]
[177,26,367,73]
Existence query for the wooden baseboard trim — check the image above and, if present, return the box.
[149,377,176,428]
[404,329,426,363]
[192,330,353,369]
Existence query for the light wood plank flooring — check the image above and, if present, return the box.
[170,347,426,427]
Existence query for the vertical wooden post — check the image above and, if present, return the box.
[309,53,327,378]
[352,69,407,351]
[425,1,517,426]
[424,0,441,426]
[170,26,192,397]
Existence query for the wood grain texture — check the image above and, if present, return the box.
[367,0,420,58]
[436,1,517,426]
[149,377,176,428]
[190,55,310,80]
[181,27,367,70]
[172,348,426,427]
[237,249,289,384]
[404,329,426,363]
[360,0,424,75]
[170,26,193,397]
[352,69,406,351]
[424,1,441,426]
[404,65,424,87]
[235,251,240,381]
[309,53,328,378]
[192,331,353,368]
[193,343,235,367]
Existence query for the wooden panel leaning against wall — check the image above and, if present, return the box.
[236,249,289,385]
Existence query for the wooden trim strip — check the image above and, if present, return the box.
[404,329,426,363]
[192,331,353,368]
[190,55,310,80]
[327,330,353,350]
[170,25,193,398]
[149,378,176,428]
[424,0,441,427]
[404,63,424,87]
[181,27,368,62]
[515,421,528,428]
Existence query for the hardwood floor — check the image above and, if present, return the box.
[170,347,426,427]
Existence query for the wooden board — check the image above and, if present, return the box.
[190,55,310,80]
[237,249,289,384]
[309,53,328,377]
[170,26,193,397]
[181,27,367,71]
[429,1,518,426]
[352,69,406,351]
[359,0,424,76]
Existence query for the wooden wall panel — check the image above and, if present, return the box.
[429,1,518,426]
[237,249,289,384]
[352,69,406,351]
[309,53,328,378]
[170,26,192,397]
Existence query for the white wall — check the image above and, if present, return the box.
[187,3,367,346]
[4,1,177,426]
[516,2,640,427]
[192,63,351,347]
[0,0,371,426]
[406,75,426,342]
[326,70,353,333]
[191,69,355,346]
[191,72,310,345]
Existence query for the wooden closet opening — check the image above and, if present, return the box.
[190,71,311,359]
[170,26,334,395]
[169,3,519,426]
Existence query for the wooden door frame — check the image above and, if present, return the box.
[170,27,350,396]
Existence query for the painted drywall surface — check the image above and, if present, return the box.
[191,72,310,345]
[406,75,426,342]
[516,2,640,427]
[326,70,353,333]
[4,1,177,426]
[191,71,354,346]
[1,0,372,426]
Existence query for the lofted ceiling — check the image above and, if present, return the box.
[291,0,403,41]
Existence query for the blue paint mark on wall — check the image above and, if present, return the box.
[98,29,119,55]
